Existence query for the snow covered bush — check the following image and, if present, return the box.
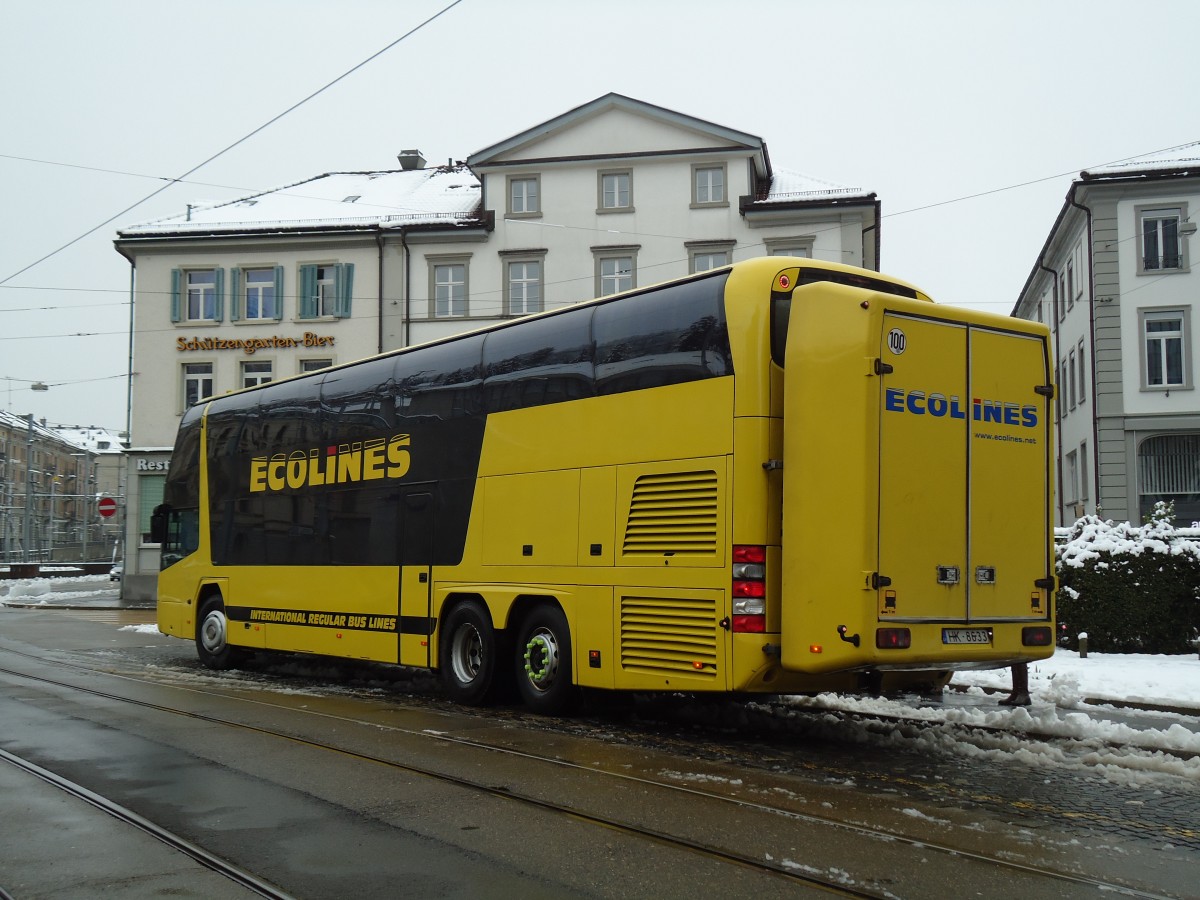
[1056,506,1200,653]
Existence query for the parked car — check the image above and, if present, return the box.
[109,565,122,582]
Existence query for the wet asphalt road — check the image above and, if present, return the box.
[0,589,1197,898]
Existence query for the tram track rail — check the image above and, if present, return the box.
[0,745,295,900]
[0,644,1184,900]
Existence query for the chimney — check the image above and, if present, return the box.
[397,150,426,171]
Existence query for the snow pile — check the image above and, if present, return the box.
[952,651,1200,711]
[0,574,116,606]
[1058,514,1200,568]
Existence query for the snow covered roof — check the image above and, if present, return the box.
[1081,141,1200,180]
[50,424,127,454]
[759,168,872,204]
[119,167,482,237]
[0,409,81,449]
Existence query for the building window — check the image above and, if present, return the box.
[183,363,214,408]
[594,248,637,296]
[1065,449,1078,504]
[299,263,353,319]
[692,251,728,272]
[1068,348,1077,409]
[234,266,282,321]
[429,258,469,317]
[300,359,332,373]
[692,164,727,207]
[1138,205,1187,273]
[765,237,814,258]
[686,240,736,274]
[242,360,273,388]
[1080,441,1089,502]
[598,170,632,212]
[507,175,540,217]
[504,258,544,316]
[186,270,218,321]
[1137,433,1200,524]
[1065,259,1075,309]
[1059,362,1069,418]
[171,268,224,323]
[1077,339,1087,404]
[139,474,165,544]
[1139,308,1190,390]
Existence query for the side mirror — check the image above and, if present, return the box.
[150,504,169,544]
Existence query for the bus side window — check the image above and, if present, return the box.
[483,307,595,414]
[594,274,730,395]
[395,334,484,420]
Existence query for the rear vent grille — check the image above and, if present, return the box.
[622,470,718,556]
[619,594,718,677]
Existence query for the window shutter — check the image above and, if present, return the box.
[213,268,225,322]
[230,268,242,322]
[335,263,354,318]
[170,269,182,323]
[299,265,317,319]
[273,266,284,320]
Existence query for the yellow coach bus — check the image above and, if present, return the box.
[154,257,1056,713]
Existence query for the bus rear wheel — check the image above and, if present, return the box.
[515,605,577,715]
[440,601,499,705]
[196,596,245,670]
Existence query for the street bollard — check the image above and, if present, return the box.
[1078,632,1088,658]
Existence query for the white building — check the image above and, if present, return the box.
[113,93,884,601]
[1013,144,1200,526]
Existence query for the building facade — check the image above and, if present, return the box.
[0,412,123,565]
[1013,145,1200,526]
[113,93,883,601]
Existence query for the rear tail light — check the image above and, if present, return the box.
[732,545,766,633]
[1023,626,1053,646]
[876,628,911,649]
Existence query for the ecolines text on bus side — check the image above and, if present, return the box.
[884,389,1039,428]
[249,434,411,493]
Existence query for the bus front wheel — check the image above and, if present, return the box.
[440,601,499,705]
[515,605,577,715]
[196,597,244,670]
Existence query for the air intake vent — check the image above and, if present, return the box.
[622,470,719,556]
[620,594,718,677]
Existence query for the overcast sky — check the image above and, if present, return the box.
[2,0,1196,432]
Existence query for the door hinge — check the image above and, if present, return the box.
[762,459,783,471]
[871,572,892,589]
[1034,384,1055,398]
[873,358,894,376]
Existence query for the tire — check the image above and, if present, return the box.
[440,601,500,705]
[195,596,245,670]
[515,605,577,715]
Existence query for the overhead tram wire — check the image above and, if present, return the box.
[0,0,466,288]
[1,134,1194,320]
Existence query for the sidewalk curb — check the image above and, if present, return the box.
[1,601,156,611]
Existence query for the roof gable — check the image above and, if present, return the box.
[468,93,769,177]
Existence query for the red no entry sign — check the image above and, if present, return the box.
[98,497,118,518]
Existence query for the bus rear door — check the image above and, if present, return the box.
[777,291,1052,673]
[875,313,1053,635]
